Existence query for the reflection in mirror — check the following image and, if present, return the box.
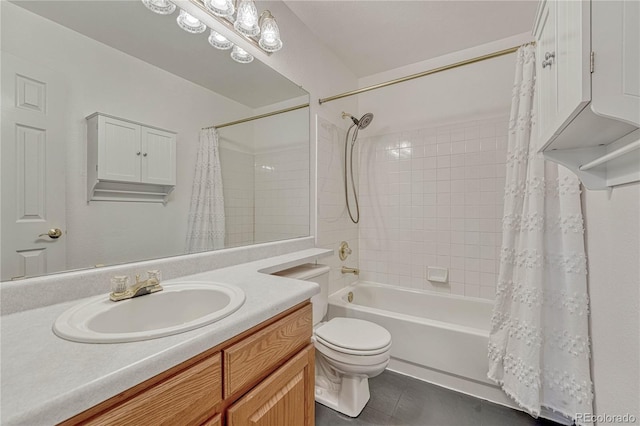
[0,1,310,281]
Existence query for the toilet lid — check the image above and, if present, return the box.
[315,318,391,352]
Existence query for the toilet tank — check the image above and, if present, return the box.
[273,263,330,325]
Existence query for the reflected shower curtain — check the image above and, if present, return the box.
[185,128,225,252]
[487,45,593,424]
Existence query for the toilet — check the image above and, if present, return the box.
[275,263,391,417]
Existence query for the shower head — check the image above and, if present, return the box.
[358,113,374,129]
[342,112,374,129]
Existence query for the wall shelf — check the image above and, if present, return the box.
[544,129,640,190]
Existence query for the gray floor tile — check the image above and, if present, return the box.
[480,400,560,426]
[315,403,392,425]
[315,370,563,426]
[367,370,405,414]
[391,379,481,426]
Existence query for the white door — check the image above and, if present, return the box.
[98,115,141,182]
[141,127,176,185]
[1,53,67,280]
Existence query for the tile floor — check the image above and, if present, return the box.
[315,370,562,426]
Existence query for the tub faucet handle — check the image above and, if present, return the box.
[339,241,352,261]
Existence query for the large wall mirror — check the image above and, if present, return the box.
[1,1,310,281]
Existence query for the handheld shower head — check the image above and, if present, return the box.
[341,112,374,129]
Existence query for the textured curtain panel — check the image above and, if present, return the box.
[487,44,593,425]
[185,128,226,253]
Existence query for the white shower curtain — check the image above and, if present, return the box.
[487,45,593,424]
[185,128,225,253]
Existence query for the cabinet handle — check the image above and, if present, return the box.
[136,151,141,156]
[143,153,148,157]
[542,51,555,68]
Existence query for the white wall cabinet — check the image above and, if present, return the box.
[87,113,176,203]
[533,0,640,190]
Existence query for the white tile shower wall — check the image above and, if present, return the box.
[317,117,360,295]
[254,146,310,243]
[219,146,255,248]
[358,116,508,300]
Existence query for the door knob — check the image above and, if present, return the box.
[39,228,63,239]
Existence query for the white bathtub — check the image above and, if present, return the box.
[328,282,571,424]
[327,282,510,405]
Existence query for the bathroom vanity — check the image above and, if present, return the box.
[0,247,330,425]
[60,303,314,426]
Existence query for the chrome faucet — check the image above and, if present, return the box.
[110,271,163,302]
[341,266,360,275]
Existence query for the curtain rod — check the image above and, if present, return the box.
[204,103,310,130]
[318,43,533,105]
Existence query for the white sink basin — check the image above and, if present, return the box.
[53,281,245,343]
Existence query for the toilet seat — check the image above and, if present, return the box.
[315,335,391,356]
[314,318,391,355]
[314,337,391,367]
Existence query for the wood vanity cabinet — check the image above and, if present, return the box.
[60,302,314,426]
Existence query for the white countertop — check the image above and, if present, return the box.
[0,248,330,426]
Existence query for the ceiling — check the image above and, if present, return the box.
[284,0,538,77]
[12,1,308,108]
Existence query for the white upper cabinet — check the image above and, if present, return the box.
[533,0,640,189]
[87,113,176,203]
[141,127,176,186]
[98,116,142,183]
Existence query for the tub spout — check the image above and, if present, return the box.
[341,266,360,275]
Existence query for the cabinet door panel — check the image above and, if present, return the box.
[98,116,141,182]
[554,0,590,128]
[592,0,640,126]
[535,0,558,146]
[227,345,315,426]
[142,127,176,185]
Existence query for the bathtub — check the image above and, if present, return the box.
[327,281,508,404]
[328,282,571,423]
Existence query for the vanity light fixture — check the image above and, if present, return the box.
[258,10,282,52]
[141,0,176,15]
[177,9,207,33]
[230,45,254,63]
[140,0,284,63]
[208,29,234,50]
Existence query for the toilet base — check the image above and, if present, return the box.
[315,374,370,418]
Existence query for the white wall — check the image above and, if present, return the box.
[2,2,253,269]
[219,146,255,248]
[248,1,359,290]
[583,184,640,424]
[254,146,309,243]
[317,117,360,295]
[353,35,529,298]
[358,116,508,299]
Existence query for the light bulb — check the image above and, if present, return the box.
[258,11,282,52]
[204,0,234,17]
[176,9,206,33]
[208,29,233,50]
[231,45,254,64]
[141,0,176,15]
[234,0,260,36]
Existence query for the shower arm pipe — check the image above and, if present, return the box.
[318,43,534,105]
[203,103,310,130]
